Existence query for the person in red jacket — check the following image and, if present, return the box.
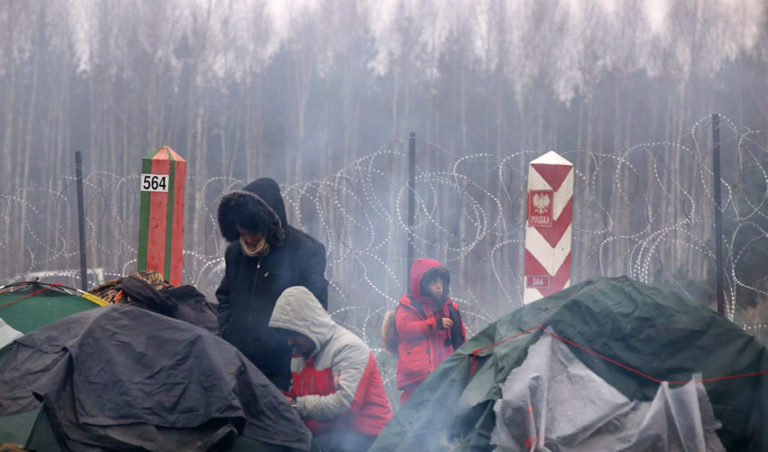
[396,258,466,404]
[269,286,392,452]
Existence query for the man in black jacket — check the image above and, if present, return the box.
[216,177,328,390]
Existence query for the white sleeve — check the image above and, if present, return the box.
[295,343,369,421]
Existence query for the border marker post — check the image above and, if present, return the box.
[137,146,186,286]
[523,151,574,304]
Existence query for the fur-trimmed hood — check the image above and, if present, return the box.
[217,178,289,245]
[407,258,450,305]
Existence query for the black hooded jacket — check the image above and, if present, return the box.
[215,178,328,390]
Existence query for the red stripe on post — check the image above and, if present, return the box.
[169,153,186,286]
[537,253,571,297]
[536,196,573,248]
[531,164,573,192]
[146,156,171,275]
[523,250,571,295]
[524,248,548,276]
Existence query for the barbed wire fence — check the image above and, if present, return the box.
[1,114,767,399]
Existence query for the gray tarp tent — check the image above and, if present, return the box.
[0,303,311,451]
[491,329,724,451]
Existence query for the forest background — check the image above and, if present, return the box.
[1,0,767,348]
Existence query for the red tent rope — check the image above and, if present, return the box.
[0,282,63,311]
[469,325,768,384]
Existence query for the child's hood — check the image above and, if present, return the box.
[269,286,335,353]
[408,258,449,299]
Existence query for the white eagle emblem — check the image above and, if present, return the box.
[533,193,551,214]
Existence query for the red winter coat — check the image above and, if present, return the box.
[395,258,466,390]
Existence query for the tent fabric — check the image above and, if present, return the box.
[491,330,724,452]
[370,277,768,452]
[0,404,62,452]
[0,303,311,451]
[0,282,105,335]
[0,318,22,349]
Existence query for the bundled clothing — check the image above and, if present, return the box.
[216,178,329,390]
[269,286,392,450]
[89,271,220,336]
[396,258,466,403]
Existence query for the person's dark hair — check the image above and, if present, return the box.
[419,266,450,301]
[217,196,286,245]
[274,327,297,339]
[221,200,273,237]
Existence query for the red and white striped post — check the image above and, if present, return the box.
[137,146,186,286]
[523,151,573,304]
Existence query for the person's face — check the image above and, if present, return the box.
[427,277,444,299]
[236,225,264,248]
[286,332,315,357]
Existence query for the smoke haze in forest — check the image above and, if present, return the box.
[1,1,768,346]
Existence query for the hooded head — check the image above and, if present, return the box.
[269,286,335,357]
[217,178,288,246]
[409,258,451,304]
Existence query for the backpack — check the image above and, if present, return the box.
[381,310,399,355]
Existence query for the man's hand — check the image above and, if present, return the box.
[441,317,453,329]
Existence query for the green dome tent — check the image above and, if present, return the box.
[371,277,768,452]
[0,281,106,451]
[0,281,106,341]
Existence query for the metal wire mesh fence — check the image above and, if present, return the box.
[2,115,767,367]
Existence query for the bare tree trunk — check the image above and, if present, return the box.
[46,58,71,265]
[613,75,622,152]
[391,71,399,140]
[536,98,544,151]
[460,63,467,153]
[192,98,207,246]
[244,75,263,182]
[1,5,18,254]
[18,13,42,271]
[291,50,312,183]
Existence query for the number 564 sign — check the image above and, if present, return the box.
[141,174,169,192]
